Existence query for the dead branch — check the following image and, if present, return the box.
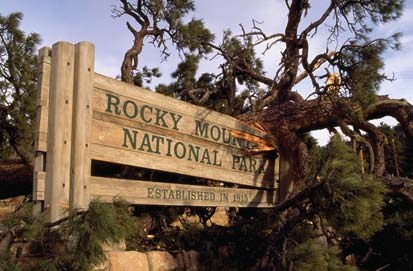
[339,123,375,174]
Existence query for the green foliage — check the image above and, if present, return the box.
[385,207,413,240]
[156,29,266,115]
[339,37,398,107]
[318,136,385,240]
[221,30,264,88]
[286,240,358,271]
[118,0,214,57]
[0,12,40,164]
[0,254,21,271]
[2,201,49,252]
[379,123,413,178]
[1,200,136,271]
[155,54,211,98]
[302,133,323,185]
[325,0,404,108]
[155,0,214,55]
[0,133,13,159]
[339,0,404,28]
[132,66,161,87]
[171,54,201,91]
[2,201,33,228]
[176,19,214,54]
[153,0,195,26]
[344,195,413,271]
[366,196,413,270]
[397,132,413,178]
[51,199,136,270]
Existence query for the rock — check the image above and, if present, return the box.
[147,251,178,271]
[94,260,110,271]
[176,252,185,270]
[102,239,127,252]
[183,250,199,271]
[102,250,197,271]
[170,213,203,230]
[209,207,229,226]
[107,251,149,271]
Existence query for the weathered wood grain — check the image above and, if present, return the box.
[93,75,273,149]
[33,41,283,215]
[34,47,51,152]
[90,176,278,208]
[44,42,75,222]
[90,118,278,188]
[33,171,45,201]
[32,175,278,207]
[91,75,279,189]
[70,42,94,210]
[33,47,51,206]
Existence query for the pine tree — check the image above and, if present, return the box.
[112,1,413,269]
[112,0,214,83]
[0,12,40,168]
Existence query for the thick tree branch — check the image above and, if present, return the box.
[355,120,386,176]
[365,98,413,137]
[299,1,335,38]
[276,0,308,102]
[240,97,413,136]
[119,0,145,26]
[294,51,336,85]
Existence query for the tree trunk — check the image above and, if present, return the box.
[121,35,145,83]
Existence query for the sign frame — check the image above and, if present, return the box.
[32,41,282,222]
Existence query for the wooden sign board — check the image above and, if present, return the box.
[32,41,280,222]
[32,174,278,208]
[91,74,278,189]
[90,177,277,208]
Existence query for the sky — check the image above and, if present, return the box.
[2,0,413,145]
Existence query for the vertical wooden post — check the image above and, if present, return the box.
[70,42,95,210]
[45,42,75,222]
[32,46,51,216]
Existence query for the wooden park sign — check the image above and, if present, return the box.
[32,41,281,222]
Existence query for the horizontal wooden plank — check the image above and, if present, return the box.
[90,118,279,188]
[90,176,278,208]
[93,75,273,150]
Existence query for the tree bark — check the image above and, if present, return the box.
[121,34,145,83]
[241,97,412,136]
[239,96,413,187]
